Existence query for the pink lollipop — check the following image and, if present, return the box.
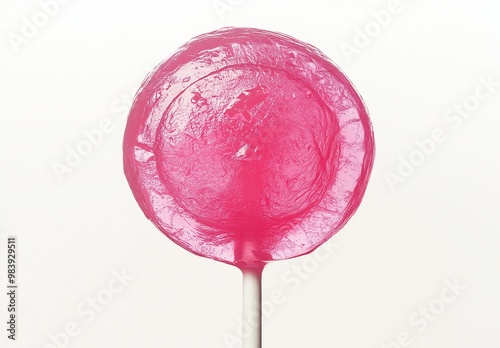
[124,27,374,347]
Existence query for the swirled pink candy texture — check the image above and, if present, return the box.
[123,27,374,267]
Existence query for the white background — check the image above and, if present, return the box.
[1,0,499,347]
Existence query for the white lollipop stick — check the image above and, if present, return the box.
[242,266,263,348]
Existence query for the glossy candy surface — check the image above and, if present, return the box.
[123,27,374,267]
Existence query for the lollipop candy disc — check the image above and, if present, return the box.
[123,27,374,268]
